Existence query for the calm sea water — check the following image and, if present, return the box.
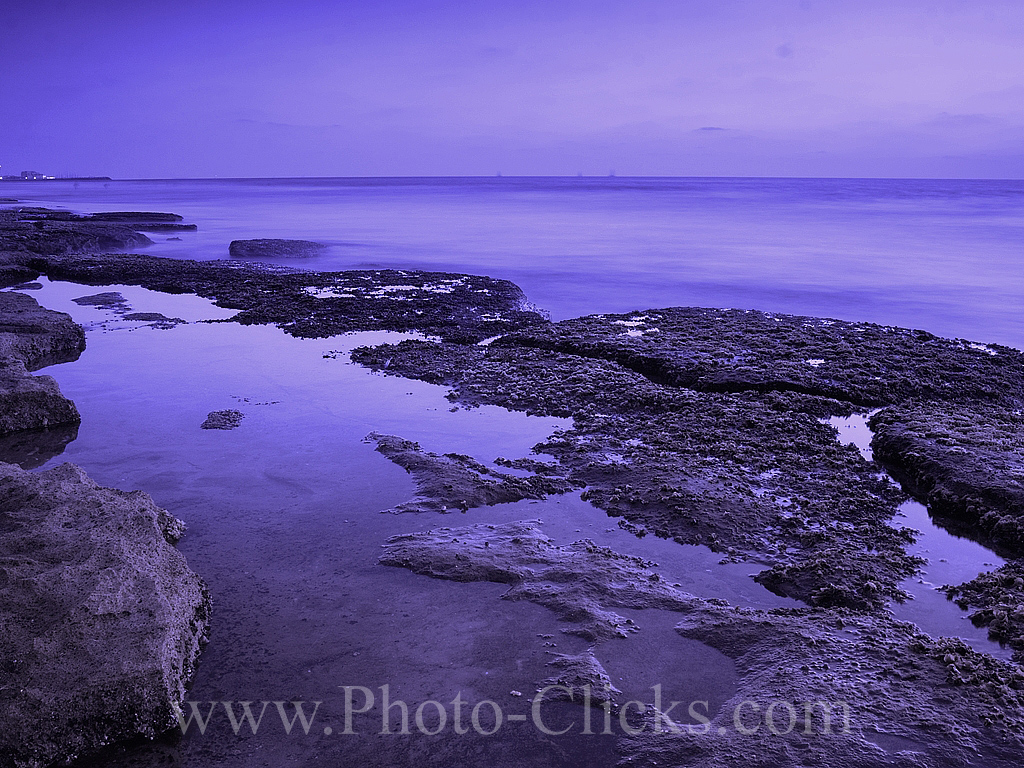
[7,180,1021,765]
[6,176,1024,347]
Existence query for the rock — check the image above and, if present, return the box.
[85,212,184,223]
[541,652,620,704]
[122,312,186,328]
[229,238,326,260]
[0,290,86,370]
[0,266,41,289]
[382,521,691,640]
[943,562,1024,661]
[499,308,1024,406]
[383,519,1024,767]
[72,291,130,310]
[22,252,545,343]
[200,409,244,430]
[354,341,918,610]
[72,293,185,328]
[368,432,578,513]
[0,208,153,256]
[0,292,85,438]
[78,214,195,233]
[0,461,211,768]
[871,402,1024,554]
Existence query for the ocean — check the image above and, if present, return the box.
[7,175,1024,348]
[5,176,1022,765]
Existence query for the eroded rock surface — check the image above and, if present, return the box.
[369,433,578,513]
[943,562,1024,661]
[500,308,1024,406]
[0,207,153,260]
[17,252,544,343]
[0,290,86,370]
[383,520,1024,768]
[354,341,917,609]
[381,521,691,639]
[871,402,1024,554]
[200,410,245,430]
[0,361,82,437]
[541,652,620,704]
[0,462,211,768]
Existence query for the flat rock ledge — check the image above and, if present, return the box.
[0,461,211,768]
[1,207,546,342]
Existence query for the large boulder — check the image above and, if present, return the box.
[0,462,211,768]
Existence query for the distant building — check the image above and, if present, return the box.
[20,170,55,180]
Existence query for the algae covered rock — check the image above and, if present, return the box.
[871,402,1024,554]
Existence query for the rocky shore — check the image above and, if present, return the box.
[0,290,84,438]
[0,463,211,768]
[0,209,211,768]
[4,205,1024,766]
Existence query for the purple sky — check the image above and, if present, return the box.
[2,0,1022,178]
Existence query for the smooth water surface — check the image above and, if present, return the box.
[4,176,1024,347]
[20,279,770,767]
[828,413,1009,658]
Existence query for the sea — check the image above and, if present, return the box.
[3,176,1022,766]
[6,175,1024,348]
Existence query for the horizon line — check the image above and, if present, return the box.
[4,174,1023,183]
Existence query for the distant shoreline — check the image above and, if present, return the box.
[0,176,113,182]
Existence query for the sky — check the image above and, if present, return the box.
[1,0,1022,179]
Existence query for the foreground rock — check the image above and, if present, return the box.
[0,290,85,370]
[382,521,689,639]
[0,461,211,768]
[369,433,577,513]
[943,562,1024,662]
[229,238,326,259]
[0,361,81,438]
[383,520,1024,767]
